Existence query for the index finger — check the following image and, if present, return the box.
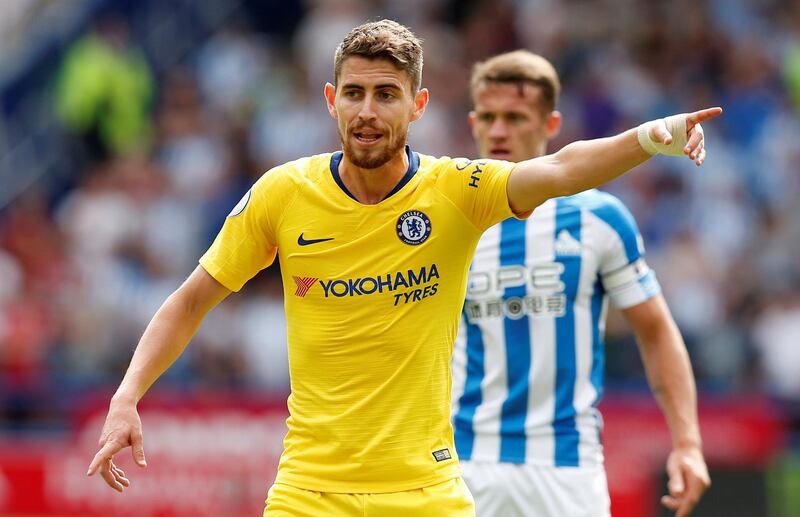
[87,441,124,476]
[677,496,700,517]
[687,107,723,125]
[676,468,708,516]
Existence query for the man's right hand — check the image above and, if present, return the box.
[84,267,230,492]
[661,444,710,516]
[86,396,148,492]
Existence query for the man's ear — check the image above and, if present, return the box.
[468,110,477,130]
[545,110,562,139]
[324,82,337,119]
[410,88,429,122]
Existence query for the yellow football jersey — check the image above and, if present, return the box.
[200,146,519,493]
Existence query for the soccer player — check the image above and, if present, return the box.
[87,21,719,516]
[451,50,711,517]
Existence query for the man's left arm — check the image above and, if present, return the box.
[506,108,722,213]
[623,294,711,517]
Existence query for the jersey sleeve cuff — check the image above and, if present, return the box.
[505,163,533,220]
[606,269,661,309]
[198,256,246,293]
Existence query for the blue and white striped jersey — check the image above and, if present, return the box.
[452,189,661,467]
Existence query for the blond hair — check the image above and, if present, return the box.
[334,20,424,92]
[470,50,560,113]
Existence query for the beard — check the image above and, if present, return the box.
[340,125,408,169]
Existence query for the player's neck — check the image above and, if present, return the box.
[339,150,409,205]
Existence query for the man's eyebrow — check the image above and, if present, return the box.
[340,82,403,90]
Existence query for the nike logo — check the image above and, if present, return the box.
[298,233,334,246]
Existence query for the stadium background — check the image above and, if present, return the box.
[0,0,798,515]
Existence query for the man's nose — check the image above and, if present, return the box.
[488,118,508,139]
[358,95,378,121]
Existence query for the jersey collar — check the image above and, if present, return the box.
[329,145,420,203]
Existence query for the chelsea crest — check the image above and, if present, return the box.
[396,210,432,245]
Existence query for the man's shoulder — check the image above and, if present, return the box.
[563,190,638,223]
[264,152,335,180]
[416,153,514,185]
[252,152,335,193]
[563,190,642,247]
[562,189,627,212]
[416,152,457,174]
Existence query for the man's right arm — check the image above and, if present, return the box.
[624,295,710,517]
[87,266,231,491]
[506,107,722,214]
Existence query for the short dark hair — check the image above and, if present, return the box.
[334,19,424,92]
[470,50,560,113]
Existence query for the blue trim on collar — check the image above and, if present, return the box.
[328,145,420,202]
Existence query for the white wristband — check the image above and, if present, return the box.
[637,114,688,156]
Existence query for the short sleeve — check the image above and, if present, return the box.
[590,194,661,309]
[199,165,294,292]
[434,158,522,231]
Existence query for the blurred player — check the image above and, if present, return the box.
[452,50,711,517]
[87,21,719,516]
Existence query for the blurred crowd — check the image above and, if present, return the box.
[1,0,799,431]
